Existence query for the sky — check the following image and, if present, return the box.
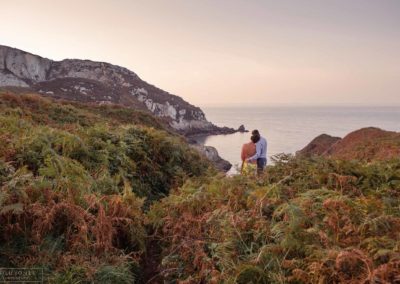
[2,0,400,107]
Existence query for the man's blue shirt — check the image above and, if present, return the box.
[248,137,267,162]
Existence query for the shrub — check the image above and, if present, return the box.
[148,155,400,282]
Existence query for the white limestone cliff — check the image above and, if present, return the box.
[0,45,221,134]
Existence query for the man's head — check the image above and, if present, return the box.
[251,129,260,143]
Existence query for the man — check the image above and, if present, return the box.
[246,130,267,175]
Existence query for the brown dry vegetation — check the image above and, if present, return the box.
[299,127,400,162]
[148,155,400,283]
[326,127,400,162]
[1,91,400,283]
[0,92,210,282]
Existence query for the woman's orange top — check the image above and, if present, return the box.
[241,142,256,163]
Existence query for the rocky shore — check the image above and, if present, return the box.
[187,124,248,172]
[190,143,232,172]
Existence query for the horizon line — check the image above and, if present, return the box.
[200,103,400,108]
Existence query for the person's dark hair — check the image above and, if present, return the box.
[251,134,260,143]
[252,129,260,136]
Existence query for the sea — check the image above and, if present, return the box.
[196,106,400,174]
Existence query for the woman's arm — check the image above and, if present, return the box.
[241,145,246,161]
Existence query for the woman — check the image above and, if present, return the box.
[240,135,259,174]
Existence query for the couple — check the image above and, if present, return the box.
[241,130,267,175]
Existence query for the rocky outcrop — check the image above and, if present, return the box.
[297,134,341,157]
[191,144,232,172]
[238,125,247,133]
[298,127,400,162]
[0,70,29,87]
[186,124,248,137]
[0,45,237,135]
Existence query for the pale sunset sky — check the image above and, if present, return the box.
[2,0,400,107]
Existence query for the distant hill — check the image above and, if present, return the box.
[297,134,341,157]
[0,45,241,136]
[298,127,400,161]
[326,127,400,161]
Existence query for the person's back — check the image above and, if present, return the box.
[241,142,256,163]
[240,136,258,174]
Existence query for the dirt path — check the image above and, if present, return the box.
[140,233,163,284]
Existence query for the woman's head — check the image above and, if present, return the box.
[251,134,260,143]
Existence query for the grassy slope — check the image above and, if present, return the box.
[326,127,400,162]
[1,91,400,283]
[0,92,210,283]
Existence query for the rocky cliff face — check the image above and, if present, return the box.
[0,45,238,135]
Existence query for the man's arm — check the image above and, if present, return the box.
[247,142,261,162]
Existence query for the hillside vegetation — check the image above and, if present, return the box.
[1,92,400,283]
[149,155,400,283]
[0,92,210,282]
[298,128,400,162]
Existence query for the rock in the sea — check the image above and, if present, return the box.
[237,125,247,132]
[191,144,232,172]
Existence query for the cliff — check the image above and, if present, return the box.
[0,45,241,136]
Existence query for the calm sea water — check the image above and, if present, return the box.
[196,106,400,173]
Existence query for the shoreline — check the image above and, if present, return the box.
[186,130,247,173]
